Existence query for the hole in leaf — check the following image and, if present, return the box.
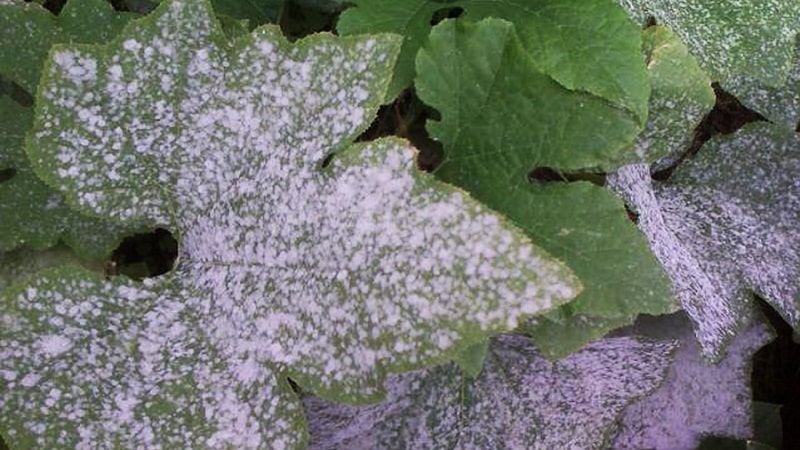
[430,6,464,26]
[39,0,66,14]
[0,168,16,183]
[751,297,800,448]
[107,0,158,14]
[110,228,178,281]
[652,82,767,181]
[644,15,657,27]
[528,167,606,186]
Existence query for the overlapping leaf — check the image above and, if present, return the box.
[304,333,676,449]
[614,0,800,87]
[613,313,773,449]
[415,18,674,358]
[633,26,714,163]
[0,0,140,258]
[339,0,650,118]
[1,0,581,447]
[609,123,800,358]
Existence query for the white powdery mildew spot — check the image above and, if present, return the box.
[609,123,800,358]
[303,334,676,450]
[16,0,580,447]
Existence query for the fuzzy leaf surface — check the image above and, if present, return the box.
[608,123,800,358]
[339,0,649,118]
[2,0,581,447]
[613,313,773,449]
[416,18,674,358]
[304,333,676,449]
[615,0,800,86]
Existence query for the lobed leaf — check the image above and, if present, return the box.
[415,17,675,358]
[2,0,581,447]
[608,123,800,358]
[304,333,676,449]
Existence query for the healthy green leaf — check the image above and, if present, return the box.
[304,333,676,449]
[415,17,674,358]
[608,123,800,358]
[612,313,773,449]
[2,0,581,447]
[614,0,800,86]
[339,0,650,119]
[633,25,714,163]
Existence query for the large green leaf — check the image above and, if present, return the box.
[338,0,650,119]
[304,333,676,449]
[609,123,800,358]
[1,0,581,447]
[415,18,674,358]
[612,313,773,448]
[0,246,80,292]
[615,0,800,86]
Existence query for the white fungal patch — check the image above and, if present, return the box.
[303,334,676,449]
[609,123,800,358]
[8,0,581,448]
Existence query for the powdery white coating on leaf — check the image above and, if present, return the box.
[613,313,773,449]
[303,334,676,449]
[608,123,800,358]
[614,0,800,86]
[10,0,580,447]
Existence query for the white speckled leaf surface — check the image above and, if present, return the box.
[1,0,581,448]
[608,123,800,358]
[303,333,676,450]
[613,313,773,449]
[614,0,800,86]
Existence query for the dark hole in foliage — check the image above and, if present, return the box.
[623,204,639,224]
[528,166,607,186]
[356,88,445,172]
[320,153,334,168]
[110,228,178,281]
[430,6,464,26]
[0,77,34,107]
[751,297,800,449]
[652,82,766,181]
[644,16,657,27]
[108,0,157,14]
[36,0,66,14]
[286,377,302,394]
[280,0,344,41]
[795,119,800,133]
[0,168,16,184]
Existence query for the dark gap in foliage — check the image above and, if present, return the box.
[280,0,344,41]
[0,77,34,107]
[527,167,606,186]
[429,6,464,26]
[286,377,302,394]
[752,296,800,449]
[110,228,178,280]
[795,119,800,133]
[0,168,16,183]
[108,0,157,14]
[623,204,639,224]
[652,82,766,181]
[643,16,657,28]
[355,88,445,172]
[35,0,66,14]
[320,153,334,168]
[0,432,7,450]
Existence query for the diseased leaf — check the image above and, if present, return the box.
[415,17,674,358]
[304,333,676,449]
[613,313,773,449]
[0,0,141,259]
[614,0,800,86]
[634,25,714,163]
[608,123,800,358]
[339,0,650,118]
[2,0,581,447]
